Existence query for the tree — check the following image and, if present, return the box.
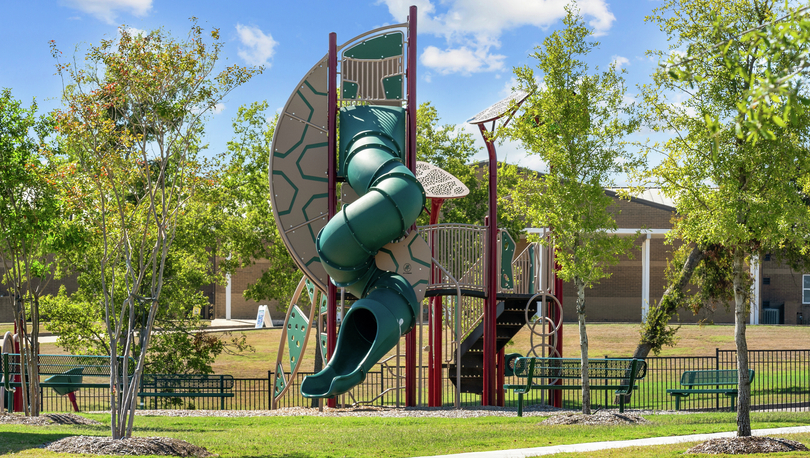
[635,243,727,358]
[215,102,300,309]
[50,22,259,438]
[505,5,639,414]
[0,89,62,416]
[641,0,810,436]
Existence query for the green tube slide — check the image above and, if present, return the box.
[301,105,425,398]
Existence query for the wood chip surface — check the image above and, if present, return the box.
[541,411,650,425]
[0,412,101,425]
[45,436,214,457]
[686,436,809,455]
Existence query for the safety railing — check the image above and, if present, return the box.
[418,224,487,294]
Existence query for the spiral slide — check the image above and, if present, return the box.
[300,105,425,398]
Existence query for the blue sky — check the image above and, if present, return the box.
[1,0,670,176]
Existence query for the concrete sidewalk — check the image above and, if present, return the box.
[413,426,810,458]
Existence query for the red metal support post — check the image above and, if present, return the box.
[326,31,338,408]
[497,347,505,406]
[479,122,498,406]
[428,198,444,406]
[404,5,418,407]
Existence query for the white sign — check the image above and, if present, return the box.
[255,305,272,328]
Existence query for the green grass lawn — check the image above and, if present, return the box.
[2,411,810,458]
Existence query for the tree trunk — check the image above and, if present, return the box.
[575,276,590,415]
[28,296,41,416]
[732,249,751,436]
[11,297,31,416]
[611,244,706,406]
[634,244,706,360]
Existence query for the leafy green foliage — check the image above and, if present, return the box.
[0,88,61,299]
[505,6,639,289]
[504,5,640,414]
[215,102,299,309]
[49,21,260,438]
[641,0,810,436]
[0,88,62,416]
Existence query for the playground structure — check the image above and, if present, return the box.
[268,6,564,409]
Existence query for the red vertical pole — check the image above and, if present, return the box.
[407,5,417,173]
[326,31,338,409]
[428,198,443,406]
[404,5,418,407]
[497,348,505,406]
[479,123,498,406]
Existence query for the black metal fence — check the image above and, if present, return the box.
[20,349,810,413]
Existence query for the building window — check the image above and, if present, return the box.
[765,253,772,261]
[763,277,771,285]
[804,275,810,304]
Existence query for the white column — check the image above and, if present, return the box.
[750,255,760,324]
[225,273,232,320]
[641,234,651,322]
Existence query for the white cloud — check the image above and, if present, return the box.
[212,103,226,115]
[380,0,614,38]
[60,0,152,24]
[421,46,505,75]
[622,94,637,106]
[122,26,145,37]
[236,24,277,67]
[500,77,519,97]
[611,55,630,69]
[380,0,616,75]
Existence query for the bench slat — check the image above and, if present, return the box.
[667,369,755,411]
[508,357,646,416]
[680,369,755,387]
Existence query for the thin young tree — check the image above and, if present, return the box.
[0,89,60,416]
[505,5,639,414]
[642,0,810,436]
[51,23,259,438]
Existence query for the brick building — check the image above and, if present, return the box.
[532,188,805,325]
[2,189,806,326]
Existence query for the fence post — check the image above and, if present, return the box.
[715,348,720,411]
[604,355,609,409]
[267,370,272,410]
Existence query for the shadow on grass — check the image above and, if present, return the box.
[0,431,75,454]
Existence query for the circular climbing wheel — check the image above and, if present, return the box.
[525,292,563,359]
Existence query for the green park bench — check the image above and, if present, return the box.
[138,374,235,410]
[667,369,755,411]
[505,357,647,416]
[2,353,134,412]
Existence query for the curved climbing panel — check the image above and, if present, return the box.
[269,56,330,292]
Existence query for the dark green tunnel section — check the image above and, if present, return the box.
[302,106,425,398]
